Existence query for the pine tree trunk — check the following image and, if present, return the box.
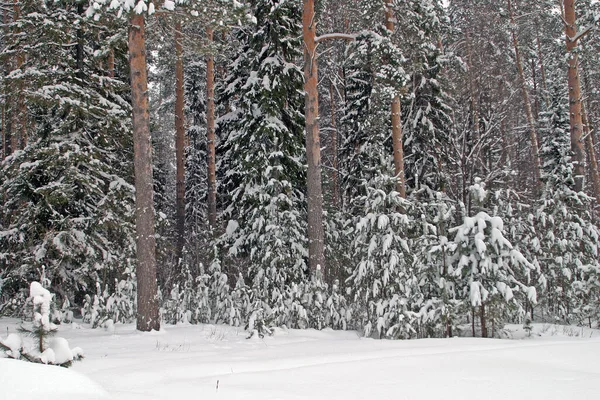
[303,0,326,273]
[582,101,600,209]
[508,0,542,193]
[206,27,217,229]
[385,0,406,198]
[174,19,186,258]
[564,0,586,192]
[128,13,160,332]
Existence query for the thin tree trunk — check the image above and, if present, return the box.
[10,0,20,153]
[108,49,115,78]
[2,6,8,158]
[531,58,540,119]
[329,79,339,208]
[1,103,5,159]
[303,0,326,273]
[174,19,186,258]
[385,0,406,198]
[535,19,549,107]
[206,27,217,229]
[508,0,542,193]
[128,13,160,332]
[564,0,586,192]
[480,303,487,338]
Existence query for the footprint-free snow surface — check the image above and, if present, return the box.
[1,320,599,400]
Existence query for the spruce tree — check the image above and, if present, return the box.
[219,0,308,332]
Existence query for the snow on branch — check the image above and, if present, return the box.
[315,33,356,43]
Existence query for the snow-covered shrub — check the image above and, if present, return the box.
[82,273,136,328]
[1,282,83,367]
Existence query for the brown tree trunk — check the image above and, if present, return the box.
[385,0,406,198]
[329,80,339,207]
[303,0,326,273]
[564,0,586,192]
[508,0,542,193]
[582,101,600,208]
[480,303,487,338]
[206,27,217,229]
[108,49,115,78]
[128,13,160,332]
[174,19,186,258]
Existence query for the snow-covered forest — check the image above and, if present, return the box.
[1,0,600,346]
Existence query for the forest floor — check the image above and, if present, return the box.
[1,319,599,400]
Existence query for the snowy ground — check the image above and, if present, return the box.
[1,319,600,400]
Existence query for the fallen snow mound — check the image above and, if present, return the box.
[0,358,110,400]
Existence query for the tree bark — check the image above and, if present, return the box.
[128,13,160,332]
[480,303,487,338]
[108,49,115,78]
[174,19,186,258]
[564,0,586,192]
[303,0,326,273]
[582,101,600,209]
[206,27,217,229]
[385,0,406,198]
[508,0,542,193]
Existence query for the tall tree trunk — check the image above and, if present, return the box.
[10,0,20,153]
[564,0,586,192]
[535,19,549,108]
[385,0,406,198]
[508,0,542,193]
[174,19,186,258]
[329,79,339,208]
[206,27,217,229]
[128,13,160,332]
[1,102,5,159]
[2,6,8,158]
[303,0,326,273]
[582,101,600,209]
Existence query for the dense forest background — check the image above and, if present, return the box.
[1,0,599,339]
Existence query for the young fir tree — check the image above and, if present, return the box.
[219,0,308,333]
[449,180,537,337]
[347,177,419,339]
